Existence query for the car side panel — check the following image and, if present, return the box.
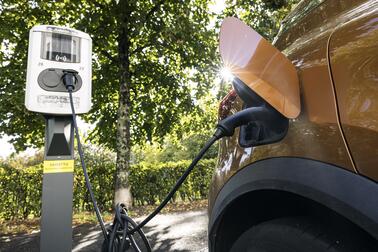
[329,3,378,180]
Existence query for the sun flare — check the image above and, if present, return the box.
[219,66,234,82]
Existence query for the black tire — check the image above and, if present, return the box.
[230,216,375,252]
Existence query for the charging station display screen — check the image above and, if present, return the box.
[41,32,81,63]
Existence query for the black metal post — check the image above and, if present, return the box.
[40,116,74,252]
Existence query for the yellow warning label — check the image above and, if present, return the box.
[43,160,74,173]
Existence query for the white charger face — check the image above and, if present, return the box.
[25,25,92,114]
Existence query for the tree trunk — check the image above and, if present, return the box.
[114,7,133,208]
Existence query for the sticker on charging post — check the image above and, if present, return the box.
[44,160,74,173]
[37,95,79,108]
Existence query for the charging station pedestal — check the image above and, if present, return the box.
[24,24,92,251]
[40,116,74,252]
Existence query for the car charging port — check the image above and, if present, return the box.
[232,77,289,147]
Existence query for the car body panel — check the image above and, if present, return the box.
[329,4,378,180]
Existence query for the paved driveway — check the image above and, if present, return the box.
[0,210,208,252]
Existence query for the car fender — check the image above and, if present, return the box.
[209,157,378,242]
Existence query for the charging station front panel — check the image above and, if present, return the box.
[25,25,92,115]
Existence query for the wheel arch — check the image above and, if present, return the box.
[208,157,378,251]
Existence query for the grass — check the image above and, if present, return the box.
[0,218,40,235]
[0,199,208,235]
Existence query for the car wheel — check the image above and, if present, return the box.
[230,216,373,252]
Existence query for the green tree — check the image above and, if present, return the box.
[0,0,218,206]
[132,94,218,163]
[222,0,300,41]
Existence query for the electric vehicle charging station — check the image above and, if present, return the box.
[23,19,282,252]
[25,25,92,252]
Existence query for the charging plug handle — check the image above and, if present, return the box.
[62,70,78,91]
[216,106,272,137]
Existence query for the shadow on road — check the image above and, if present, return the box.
[0,210,208,252]
[72,223,190,252]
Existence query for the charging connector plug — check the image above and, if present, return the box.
[215,106,272,138]
[62,70,79,91]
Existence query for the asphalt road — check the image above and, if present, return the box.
[0,210,208,252]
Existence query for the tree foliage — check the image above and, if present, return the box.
[132,94,219,163]
[221,0,300,41]
[0,0,218,150]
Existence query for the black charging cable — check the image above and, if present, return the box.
[63,70,108,240]
[63,70,258,251]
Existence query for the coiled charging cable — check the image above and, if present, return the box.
[63,70,257,251]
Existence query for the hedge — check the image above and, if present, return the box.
[0,158,215,220]
[129,159,215,205]
[0,164,43,220]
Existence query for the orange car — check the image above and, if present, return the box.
[208,0,378,251]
